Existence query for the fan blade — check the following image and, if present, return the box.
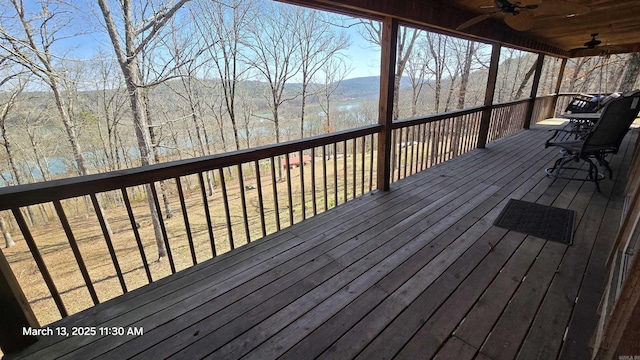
[504,11,535,31]
[518,0,542,5]
[534,1,589,16]
[457,13,494,30]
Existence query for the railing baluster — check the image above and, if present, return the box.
[352,139,357,198]
[237,164,251,243]
[270,157,281,231]
[343,140,348,201]
[175,177,198,266]
[429,122,436,167]
[333,142,338,207]
[149,183,175,274]
[311,147,317,216]
[408,126,415,176]
[396,128,402,181]
[360,136,365,196]
[12,207,68,317]
[285,154,294,226]
[403,127,409,178]
[254,160,267,238]
[53,200,100,305]
[90,194,127,294]
[218,168,234,251]
[369,134,374,192]
[418,124,427,171]
[198,172,217,257]
[120,189,153,283]
[322,145,328,212]
[461,114,469,153]
[299,150,306,220]
[438,120,444,163]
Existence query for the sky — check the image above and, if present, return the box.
[25,0,382,81]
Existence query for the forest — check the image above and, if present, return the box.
[1,0,639,327]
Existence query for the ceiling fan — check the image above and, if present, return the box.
[457,0,590,32]
[570,33,627,55]
[583,33,602,49]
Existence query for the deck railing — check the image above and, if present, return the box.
[532,94,556,124]
[390,106,484,182]
[0,95,562,352]
[487,99,529,143]
[0,125,380,328]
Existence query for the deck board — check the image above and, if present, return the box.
[5,125,636,360]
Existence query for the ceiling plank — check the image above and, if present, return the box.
[278,0,570,57]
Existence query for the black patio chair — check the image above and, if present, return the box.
[545,90,640,191]
[564,93,619,114]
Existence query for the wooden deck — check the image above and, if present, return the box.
[6,124,636,360]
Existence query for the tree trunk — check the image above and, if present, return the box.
[1,217,14,248]
[125,69,167,259]
[515,62,537,99]
[457,42,475,109]
[143,93,173,219]
[619,52,640,91]
[300,83,307,138]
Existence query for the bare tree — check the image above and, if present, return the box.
[96,0,191,259]
[87,53,129,173]
[423,33,450,113]
[164,23,216,195]
[245,2,302,143]
[193,0,252,151]
[360,21,420,119]
[318,57,350,133]
[244,2,302,179]
[0,0,87,175]
[295,8,350,138]
[0,68,40,226]
[0,0,114,232]
[405,46,429,117]
[619,52,640,91]
[453,39,485,109]
[0,72,28,188]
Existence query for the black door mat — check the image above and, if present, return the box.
[493,199,575,245]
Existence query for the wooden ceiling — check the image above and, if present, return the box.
[282,0,640,58]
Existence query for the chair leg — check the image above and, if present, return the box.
[546,154,574,177]
[584,156,604,192]
[595,154,613,179]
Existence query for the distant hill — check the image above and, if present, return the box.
[332,76,412,99]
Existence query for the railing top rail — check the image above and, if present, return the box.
[391,105,485,129]
[491,98,531,109]
[0,124,382,210]
[557,92,615,97]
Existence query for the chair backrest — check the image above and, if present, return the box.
[583,90,640,153]
[565,94,599,113]
[565,93,621,114]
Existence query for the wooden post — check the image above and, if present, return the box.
[376,17,398,191]
[523,53,545,129]
[477,43,501,149]
[0,249,38,354]
[549,58,568,118]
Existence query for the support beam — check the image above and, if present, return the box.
[376,17,398,191]
[523,53,545,129]
[549,58,568,118]
[477,43,501,149]
[0,249,38,354]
